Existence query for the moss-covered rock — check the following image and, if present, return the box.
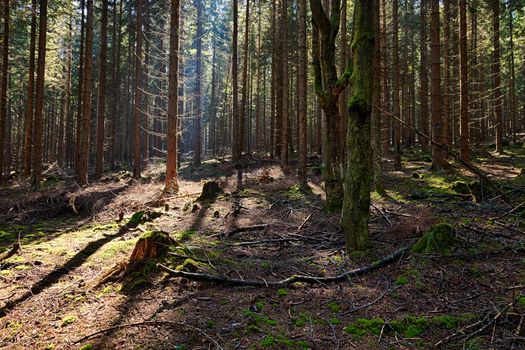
[412,223,458,254]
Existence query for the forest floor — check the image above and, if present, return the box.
[0,146,525,350]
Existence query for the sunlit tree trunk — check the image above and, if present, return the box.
[23,0,36,178]
[493,0,503,153]
[0,0,8,178]
[430,0,445,168]
[193,0,203,167]
[94,0,108,179]
[165,0,180,193]
[133,0,143,179]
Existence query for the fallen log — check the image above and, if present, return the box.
[158,244,412,287]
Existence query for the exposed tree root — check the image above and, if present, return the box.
[158,244,413,287]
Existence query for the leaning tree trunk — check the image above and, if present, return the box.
[341,0,375,252]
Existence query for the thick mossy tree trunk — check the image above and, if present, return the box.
[310,0,350,211]
[341,0,375,252]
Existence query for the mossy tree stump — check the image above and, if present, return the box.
[412,223,458,254]
[129,231,176,266]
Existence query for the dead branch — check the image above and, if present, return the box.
[74,320,223,349]
[377,105,512,206]
[0,243,20,262]
[209,224,269,238]
[158,244,413,287]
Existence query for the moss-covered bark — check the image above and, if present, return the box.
[341,0,375,252]
[310,0,349,211]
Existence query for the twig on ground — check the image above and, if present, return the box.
[74,320,223,349]
[297,212,315,231]
[371,204,392,226]
[209,224,269,238]
[158,244,413,287]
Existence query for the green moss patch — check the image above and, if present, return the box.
[344,318,384,336]
[412,223,458,254]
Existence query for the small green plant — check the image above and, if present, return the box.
[61,315,77,327]
[329,318,342,325]
[344,318,385,337]
[395,276,409,286]
[79,344,93,350]
[277,288,288,297]
[327,301,341,313]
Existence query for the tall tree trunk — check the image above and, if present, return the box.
[430,0,444,168]
[77,0,94,185]
[30,0,46,190]
[133,0,142,178]
[95,0,108,179]
[508,5,517,141]
[281,0,288,168]
[392,0,401,169]
[232,0,239,164]
[23,0,36,178]
[193,0,203,167]
[237,0,249,187]
[342,0,375,252]
[459,0,469,161]
[419,0,429,150]
[165,0,180,193]
[493,0,502,153]
[0,0,8,178]
[255,0,262,154]
[443,0,451,149]
[372,0,385,196]
[310,0,346,211]
[297,0,307,187]
[75,0,85,173]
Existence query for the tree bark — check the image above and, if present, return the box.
[430,0,444,169]
[133,0,143,179]
[23,0,36,178]
[164,0,180,194]
[419,0,429,150]
[193,0,203,167]
[392,0,401,170]
[0,0,8,178]
[342,0,375,252]
[459,0,469,161]
[297,0,307,187]
[493,0,503,153]
[280,0,289,168]
[30,0,47,190]
[94,0,108,179]
[76,0,94,186]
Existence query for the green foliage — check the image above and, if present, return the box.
[174,230,197,241]
[79,345,93,350]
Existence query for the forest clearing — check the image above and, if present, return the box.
[1,0,525,349]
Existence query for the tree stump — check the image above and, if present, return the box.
[128,231,176,266]
[196,181,222,202]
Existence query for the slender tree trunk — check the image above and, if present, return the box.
[77,0,94,185]
[193,0,203,167]
[75,0,85,173]
[430,0,444,168]
[493,0,502,153]
[23,0,36,178]
[165,0,180,193]
[297,0,307,187]
[0,0,8,178]
[342,0,375,252]
[255,0,262,154]
[508,5,517,140]
[237,0,249,187]
[443,0,451,149]
[232,0,239,164]
[30,0,47,190]
[133,0,142,178]
[459,0,469,161]
[372,0,385,196]
[94,0,108,179]
[281,0,289,168]
[392,0,401,169]
[419,0,429,150]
